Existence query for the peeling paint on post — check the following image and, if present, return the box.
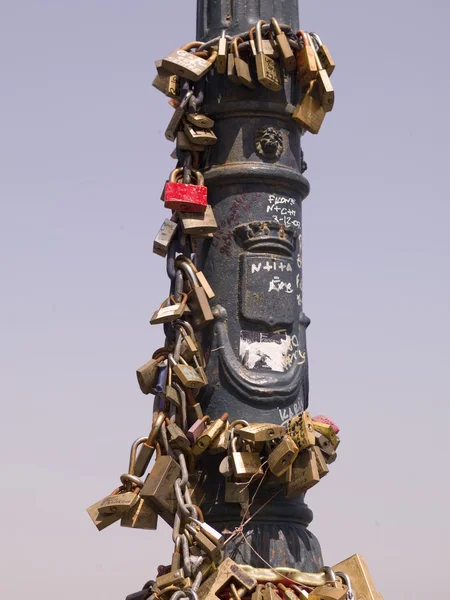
[195,0,324,572]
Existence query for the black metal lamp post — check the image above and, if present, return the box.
[195,0,323,572]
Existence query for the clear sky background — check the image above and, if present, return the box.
[1,1,449,598]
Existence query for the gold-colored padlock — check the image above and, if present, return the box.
[150,293,188,325]
[310,32,335,76]
[184,120,217,145]
[176,130,205,152]
[254,20,282,91]
[153,217,178,258]
[162,41,216,81]
[285,448,320,499]
[192,413,228,455]
[198,558,257,600]
[312,446,329,478]
[140,455,181,526]
[216,30,228,74]
[287,411,316,450]
[180,205,218,236]
[169,354,206,389]
[309,568,347,600]
[292,80,326,135]
[86,494,123,531]
[186,112,215,129]
[136,354,166,395]
[307,33,334,113]
[311,420,340,448]
[332,555,382,600]
[176,256,215,299]
[230,435,264,481]
[231,37,255,89]
[237,423,286,443]
[120,496,158,530]
[296,31,318,85]
[152,71,180,98]
[270,18,296,71]
[268,435,299,476]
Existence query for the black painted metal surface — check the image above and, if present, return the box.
[194,0,324,571]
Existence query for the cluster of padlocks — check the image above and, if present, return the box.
[87,16,384,600]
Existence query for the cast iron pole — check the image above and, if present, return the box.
[195,0,323,572]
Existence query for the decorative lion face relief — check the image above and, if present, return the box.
[255,127,284,161]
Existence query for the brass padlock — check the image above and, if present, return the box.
[267,435,299,476]
[97,489,139,515]
[224,477,250,505]
[231,37,255,89]
[165,89,194,141]
[177,130,205,152]
[152,71,180,98]
[180,205,218,236]
[263,584,280,600]
[309,568,347,600]
[285,448,320,499]
[156,568,186,590]
[186,112,215,129]
[230,435,264,481]
[86,494,123,531]
[140,455,181,526]
[314,431,336,456]
[176,256,215,299]
[164,363,180,407]
[184,120,217,145]
[237,423,285,443]
[292,80,326,135]
[254,20,282,91]
[270,18,296,71]
[312,446,329,478]
[287,411,316,450]
[153,218,178,258]
[227,43,241,85]
[252,585,265,600]
[209,426,230,454]
[311,420,340,448]
[265,464,292,487]
[162,41,216,81]
[166,417,191,451]
[198,557,257,600]
[134,412,165,477]
[136,354,166,395]
[310,32,335,76]
[332,555,381,600]
[216,30,228,74]
[177,260,214,327]
[150,293,188,325]
[192,413,228,456]
[277,583,299,600]
[170,354,206,389]
[120,496,158,530]
[307,33,334,113]
[296,31,318,85]
[249,26,279,58]
[186,525,222,563]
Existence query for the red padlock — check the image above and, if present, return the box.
[311,414,340,434]
[164,168,207,213]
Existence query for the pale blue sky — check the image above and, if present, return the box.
[1,1,449,598]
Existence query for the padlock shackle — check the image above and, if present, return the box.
[255,20,268,55]
[128,436,148,475]
[309,32,322,48]
[231,36,244,59]
[296,30,310,48]
[270,17,283,36]
[176,260,200,287]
